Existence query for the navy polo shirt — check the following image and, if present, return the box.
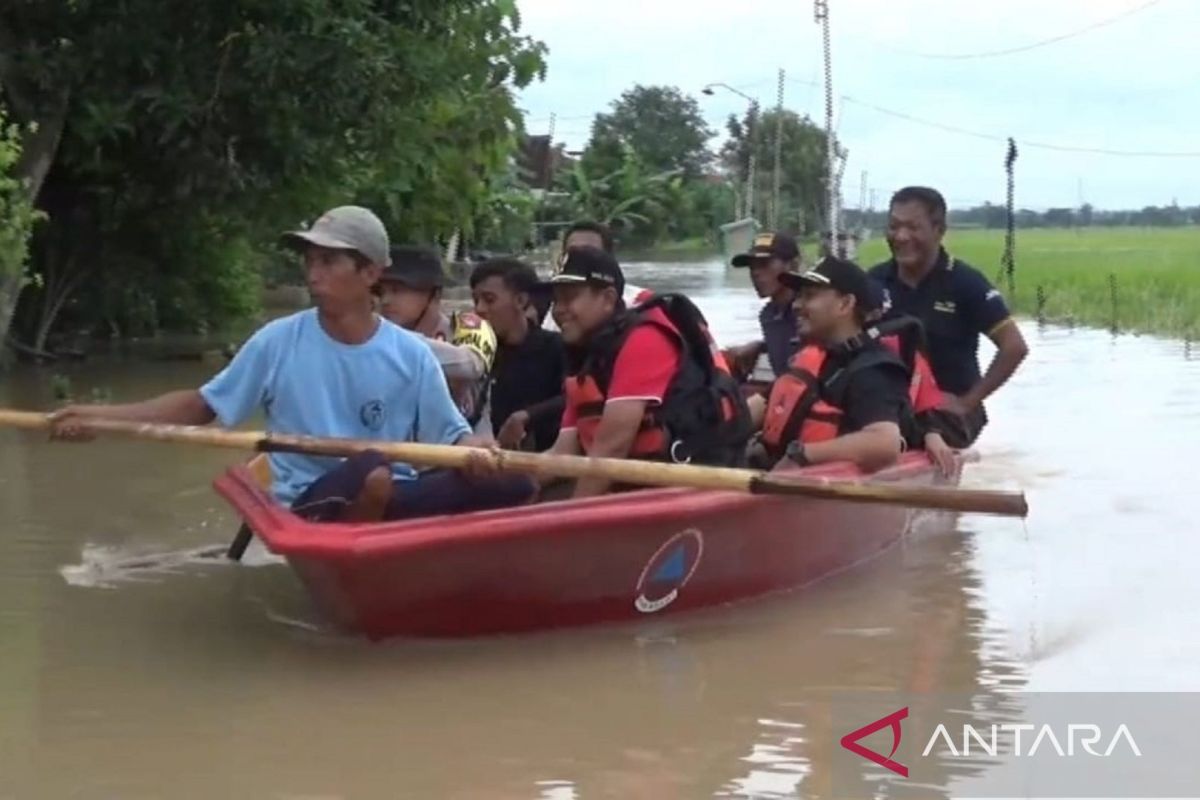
[759,298,800,377]
[869,249,1012,396]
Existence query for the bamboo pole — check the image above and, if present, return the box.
[0,409,1028,517]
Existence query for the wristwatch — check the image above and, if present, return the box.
[786,440,811,467]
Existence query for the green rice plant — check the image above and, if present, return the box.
[856,227,1200,338]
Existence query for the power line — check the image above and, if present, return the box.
[866,0,1167,60]
[526,114,593,123]
[841,95,1200,158]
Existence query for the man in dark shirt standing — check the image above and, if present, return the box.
[869,186,1029,446]
[470,257,567,451]
[725,232,804,385]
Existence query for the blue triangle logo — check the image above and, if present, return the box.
[653,547,686,583]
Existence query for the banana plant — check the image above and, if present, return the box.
[558,146,680,235]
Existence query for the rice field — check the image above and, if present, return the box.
[854,227,1200,339]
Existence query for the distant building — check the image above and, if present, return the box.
[518,134,572,189]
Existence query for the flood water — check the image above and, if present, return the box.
[2,256,1198,798]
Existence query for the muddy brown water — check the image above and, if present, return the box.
[2,257,1198,798]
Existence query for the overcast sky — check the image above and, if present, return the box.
[514,0,1199,211]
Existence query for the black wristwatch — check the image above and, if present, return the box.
[786,440,811,467]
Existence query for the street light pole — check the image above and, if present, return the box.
[771,68,785,230]
[703,83,759,222]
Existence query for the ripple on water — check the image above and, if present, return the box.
[1,259,1198,797]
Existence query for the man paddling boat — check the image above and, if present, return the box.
[377,245,497,433]
[541,247,751,498]
[869,187,1029,446]
[746,256,956,474]
[50,206,533,522]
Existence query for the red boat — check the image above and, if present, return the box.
[214,453,939,640]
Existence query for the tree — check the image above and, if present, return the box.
[564,83,746,247]
[0,103,40,364]
[557,151,677,235]
[720,108,829,233]
[471,160,539,253]
[0,0,545,351]
[584,85,714,180]
[1044,208,1076,228]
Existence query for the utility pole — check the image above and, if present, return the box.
[815,0,838,254]
[771,68,785,229]
[833,145,848,255]
[545,112,557,189]
[702,83,760,224]
[529,112,557,254]
[746,101,759,222]
[857,169,868,231]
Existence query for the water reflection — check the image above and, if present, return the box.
[0,256,1196,797]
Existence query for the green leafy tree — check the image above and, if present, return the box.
[564,83,742,248]
[557,148,683,240]
[0,0,545,349]
[721,107,829,233]
[584,85,714,180]
[471,160,539,253]
[0,103,40,364]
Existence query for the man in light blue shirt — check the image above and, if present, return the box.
[51,206,534,522]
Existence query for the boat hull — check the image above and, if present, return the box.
[214,455,937,639]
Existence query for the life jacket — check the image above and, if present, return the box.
[433,311,496,428]
[839,315,943,416]
[632,289,732,374]
[759,316,937,458]
[566,293,753,466]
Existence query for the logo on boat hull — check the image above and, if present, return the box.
[634,528,704,614]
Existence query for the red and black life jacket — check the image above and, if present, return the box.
[567,293,753,466]
[633,289,733,375]
[844,315,944,416]
[759,316,940,457]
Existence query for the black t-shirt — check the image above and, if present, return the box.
[868,249,1012,396]
[759,297,800,377]
[820,352,911,434]
[489,327,567,451]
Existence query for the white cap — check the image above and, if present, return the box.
[281,206,391,266]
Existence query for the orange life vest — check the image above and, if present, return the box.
[760,344,844,450]
[905,340,943,414]
[566,297,751,465]
[760,317,940,456]
[861,315,944,416]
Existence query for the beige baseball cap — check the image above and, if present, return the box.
[280,206,391,267]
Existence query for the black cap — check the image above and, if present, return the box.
[379,245,457,290]
[731,232,800,267]
[543,246,625,296]
[780,256,877,312]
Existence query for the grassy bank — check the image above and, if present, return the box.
[855,227,1200,339]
